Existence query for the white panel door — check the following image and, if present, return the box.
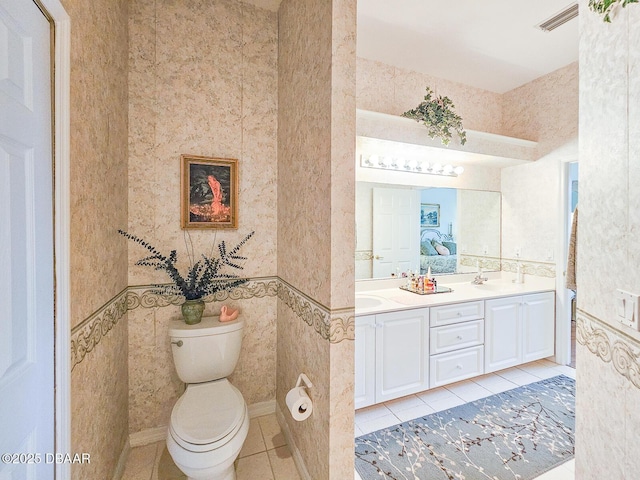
[375,308,429,402]
[372,187,420,277]
[354,315,376,409]
[485,297,522,373]
[0,0,55,477]
[522,292,556,363]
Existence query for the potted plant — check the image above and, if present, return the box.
[119,230,254,324]
[402,87,467,146]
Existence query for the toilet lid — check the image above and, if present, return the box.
[171,379,245,446]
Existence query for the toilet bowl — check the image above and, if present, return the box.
[166,317,248,480]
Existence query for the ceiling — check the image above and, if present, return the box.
[357,0,579,93]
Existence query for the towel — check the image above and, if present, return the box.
[566,206,578,291]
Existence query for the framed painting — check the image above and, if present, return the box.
[181,155,238,229]
[420,203,440,227]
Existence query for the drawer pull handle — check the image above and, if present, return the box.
[457,335,463,340]
[456,364,463,370]
[457,312,462,316]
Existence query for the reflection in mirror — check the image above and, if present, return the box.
[356,182,501,280]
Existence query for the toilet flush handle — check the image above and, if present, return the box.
[171,340,183,347]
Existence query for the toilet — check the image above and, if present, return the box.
[167,316,249,480]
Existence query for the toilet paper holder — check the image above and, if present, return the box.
[295,373,313,390]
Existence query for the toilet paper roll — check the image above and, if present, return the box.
[285,386,313,421]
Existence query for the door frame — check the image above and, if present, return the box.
[34,0,71,478]
[555,159,577,366]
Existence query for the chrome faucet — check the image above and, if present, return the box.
[472,274,488,285]
[472,264,488,285]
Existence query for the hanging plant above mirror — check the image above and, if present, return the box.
[589,0,638,22]
[402,87,467,146]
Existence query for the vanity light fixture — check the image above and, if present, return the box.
[360,155,464,177]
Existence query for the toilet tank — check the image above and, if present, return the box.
[169,316,244,384]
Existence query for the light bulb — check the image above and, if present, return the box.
[442,164,453,174]
[432,163,443,173]
[454,166,465,175]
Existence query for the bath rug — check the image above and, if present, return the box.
[355,375,575,480]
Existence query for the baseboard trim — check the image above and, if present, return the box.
[248,399,276,418]
[129,400,277,448]
[111,438,130,480]
[276,404,311,480]
[129,426,166,448]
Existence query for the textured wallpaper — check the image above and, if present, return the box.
[277,0,356,477]
[61,0,130,478]
[356,57,504,135]
[576,2,640,478]
[128,0,278,435]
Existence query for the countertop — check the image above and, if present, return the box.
[355,273,556,316]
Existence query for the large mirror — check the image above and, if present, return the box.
[356,182,501,280]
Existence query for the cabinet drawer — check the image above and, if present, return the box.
[429,346,484,388]
[430,301,484,327]
[430,319,484,355]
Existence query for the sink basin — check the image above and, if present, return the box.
[355,296,384,309]
[474,283,518,293]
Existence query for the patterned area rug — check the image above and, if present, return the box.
[355,375,575,480]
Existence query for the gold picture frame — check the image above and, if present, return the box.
[180,155,238,229]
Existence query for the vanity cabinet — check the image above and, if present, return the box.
[485,292,555,373]
[354,315,376,409]
[354,308,429,409]
[375,309,430,402]
[354,289,555,409]
[429,301,485,388]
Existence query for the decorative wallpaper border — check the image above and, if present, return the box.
[459,254,556,278]
[126,277,279,309]
[71,278,279,370]
[70,288,129,371]
[71,277,353,368]
[355,250,373,261]
[502,257,556,278]
[577,309,640,390]
[459,255,501,271]
[276,280,356,343]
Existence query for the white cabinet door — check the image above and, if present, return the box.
[522,292,556,363]
[355,315,376,409]
[485,297,522,373]
[375,308,429,402]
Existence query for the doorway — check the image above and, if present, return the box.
[0,0,71,478]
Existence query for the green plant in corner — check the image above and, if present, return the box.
[119,229,254,300]
[589,0,638,22]
[402,87,467,146]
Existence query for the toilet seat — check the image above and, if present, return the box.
[170,379,246,453]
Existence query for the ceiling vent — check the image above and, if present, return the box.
[536,3,579,32]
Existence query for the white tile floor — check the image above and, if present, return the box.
[121,413,300,480]
[121,360,575,480]
[354,359,576,480]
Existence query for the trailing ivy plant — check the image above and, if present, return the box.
[402,87,467,146]
[119,230,254,300]
[589,0,638,22]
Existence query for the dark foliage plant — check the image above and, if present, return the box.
[119,230,254,300]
